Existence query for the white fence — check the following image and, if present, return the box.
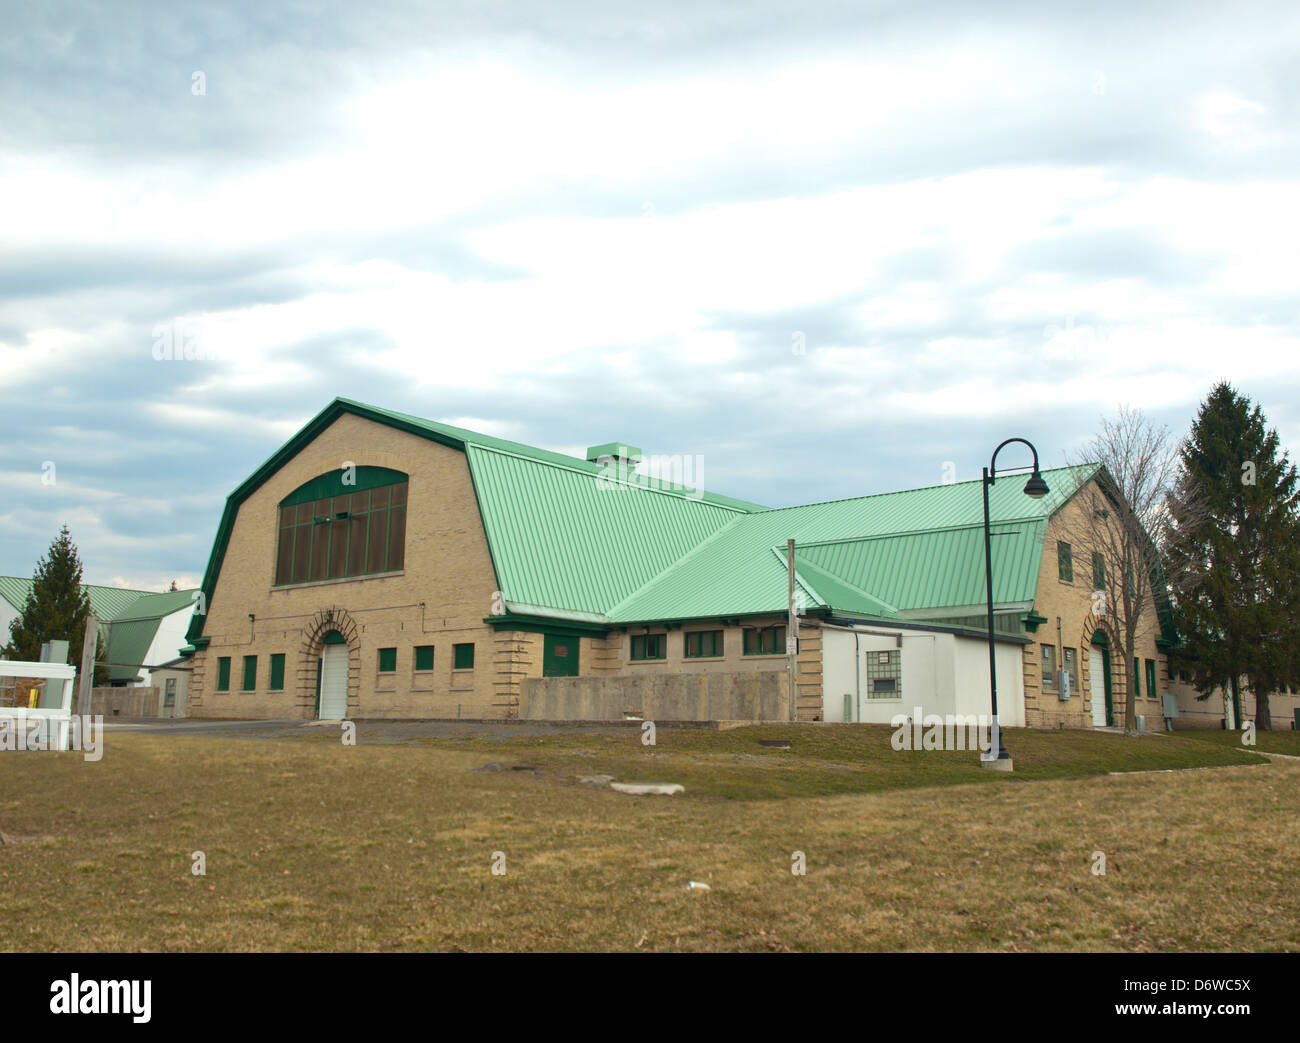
[0,659,77,751]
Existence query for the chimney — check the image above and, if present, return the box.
[586,442,643,469]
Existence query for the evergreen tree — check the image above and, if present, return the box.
[1166,383,1300,730]
[3,525,108,683]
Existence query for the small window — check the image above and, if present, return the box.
[1063,647,1079,693]
[631,634,666,661]
[1133,657,1141,699]
[453,643,475,670]
[217,656,231,692]
[1042,645,1056,688]
[1057,541,1073,582]
[1092,552,1105,588]
[684,630,723,658]
[415,645,434,671]
[270,653,285,691]
[164,677,176,707]
[1145,658,1157,699]
[866,648,901,699]
[378,647,397,673]
[743,626,787,655]
[242,655,257,691]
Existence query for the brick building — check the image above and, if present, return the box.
[183,398,1225,728]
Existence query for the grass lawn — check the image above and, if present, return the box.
[1171,726,1300,757]
[2,724,1296,952]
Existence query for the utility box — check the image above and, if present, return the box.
[40,640,70,664]
[1057,670,1071,701]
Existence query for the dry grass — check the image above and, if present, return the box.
[1,725,1296,952]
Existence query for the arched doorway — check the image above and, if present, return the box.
[1089,634,1114,728]
[317,630,349,720]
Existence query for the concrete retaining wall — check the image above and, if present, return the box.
[523,671,789,721]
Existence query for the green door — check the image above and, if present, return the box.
[543,633,580,677]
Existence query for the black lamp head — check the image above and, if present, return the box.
[1022,471,1050,499]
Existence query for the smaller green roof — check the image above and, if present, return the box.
[0,577,158,623]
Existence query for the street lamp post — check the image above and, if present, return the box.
[981,438,1049,771]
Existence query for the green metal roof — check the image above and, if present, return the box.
[109,588,201,622]
[467,444,751,616]
[181,395,1102,643]
[0,576,157,622]
[185,398,767,645]
[609,465,1098,624]
[104,618,161,682]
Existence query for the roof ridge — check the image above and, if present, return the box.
[793,517,1043,548]
[759,462,1099,515]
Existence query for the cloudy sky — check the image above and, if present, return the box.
[2,0,1297,591]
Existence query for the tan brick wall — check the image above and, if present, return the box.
[1028,481,1169,729]
[189,413,507,719]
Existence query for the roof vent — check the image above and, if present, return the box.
[586,443,643,468]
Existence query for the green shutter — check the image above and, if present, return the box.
[1133,658,1141,699]
[242,655,257,691]
[269,653,285,691]
[217,657,231,692]
[1146,659,1157,699]
[1092,552,1105,588]
[378,647,396,672]
[454,643,474,669]
[415,645,434,671]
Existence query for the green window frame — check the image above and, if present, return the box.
[378,647,397,673]
[1092,552,1105,588]
[1133,657,1141,699]
[269,653,285,691]
[684,630,723,658]
[216,656,231,692]
[1145,658,1157,700]
[630,634,666,661]
[1042,645,1056,688]
[743,626,787,655]
[274,467,408,586]
[415,645,434,671]
[453,643,474,670]
[242,655,257,691]
[1057,541,1073,582]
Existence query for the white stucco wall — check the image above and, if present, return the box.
[822,623,1026,727]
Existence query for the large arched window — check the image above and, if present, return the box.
[274,467,407,585]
